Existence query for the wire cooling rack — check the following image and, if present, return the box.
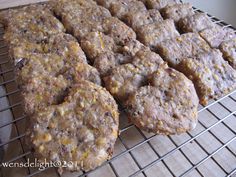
[0,4,236,177]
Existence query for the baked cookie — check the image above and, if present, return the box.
[52,0,97,16]
[178,49,236,105]
[1,4,65,43]
[109,0,146,19]
[21,74,69,115]
[93,52,131,77]
[10,33,87,65]
[15,52,101,86]
[80,32,116,62]
[142,0,179,10]
[200,25,236,48]
[124,9,163,31]
[54,1,136,44]
[220,38,236,69]
[161,3,194,22]
[19,61,101,115]
[137,19,180,50]
[102,17,136,45]
[55,2,111,40]
[104,49,163,102]
[93,40,146,76]
[126,66,199,135]
[27,80,119,172]
[157,33,211,66]
[178,13,213,33]
[15,52,101,114]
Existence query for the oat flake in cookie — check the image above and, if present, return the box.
[27,80,119,172]
[126,66,199,135]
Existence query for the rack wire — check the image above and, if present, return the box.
[0,4,236,177]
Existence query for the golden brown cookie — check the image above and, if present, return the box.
[178,49,236,105]
[220,38,236,69]
[126,66,199,135]
[27,80,119,172]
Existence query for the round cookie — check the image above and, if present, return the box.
[27,80,119,172]
[126,66,199,135]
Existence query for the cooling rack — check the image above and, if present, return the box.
[0,4,236,177]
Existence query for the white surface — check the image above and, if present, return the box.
[183,0,236,27]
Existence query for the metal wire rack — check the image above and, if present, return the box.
[0,4,236,177]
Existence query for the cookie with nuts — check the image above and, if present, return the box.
[27,80,119,172]
[126,65,199,135]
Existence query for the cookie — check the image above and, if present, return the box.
[93,40,145,76]
[102,17,136,45]
[109,0,146,19]
[142,0,179,10]
[124,9,163,31]
[200,25,236,48]
[21,74,70,115]
[178,13,213,33]
[220,38,236,69]
[27,80,119,172]
[1,4,65,43]
[104,49,163,102]
[16,53,101,114]
[161,3,194,22]
[80,32,116,62]
[126,66,199,135]
[137,19,180,50]
[178,49,236,105]
[55,1,111,40]
[10,33,87,65]
[157,33,211,66]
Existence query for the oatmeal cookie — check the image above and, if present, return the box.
[178,13,213,33]
[102,17,136,45]
[109,0,146,19]
[104,49,164,102]
[124,9,163,31]
[137,19,180,50]
[55,2,111,40]
[142,0,179,10]
[157,33,211,66]
[161,3,194,22]
[27,80,119,172]
[220,39,236,69]
[80,32,116,62]
[1,4,65,43]
[200,25,236,48]
[16,53,101,114]
[10,33,87,65]
[93,40,146,76]
[126,66,198,135]
[178,49,236,105]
